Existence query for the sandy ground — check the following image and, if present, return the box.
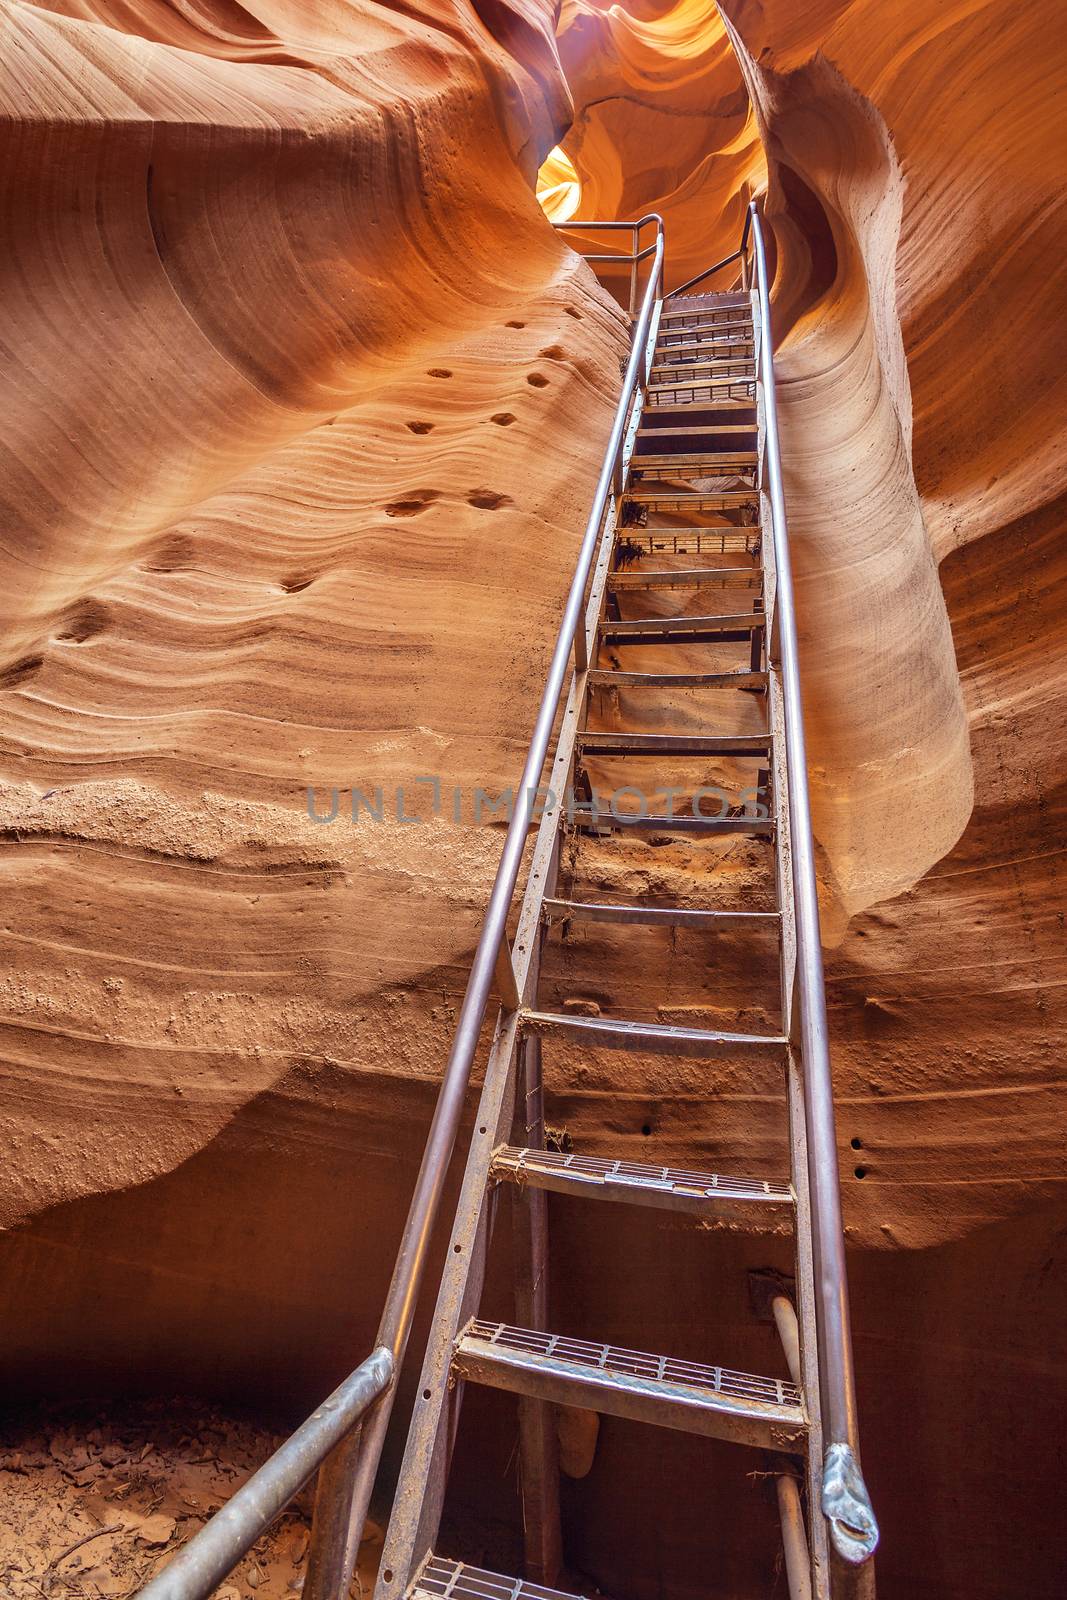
[0,1401,381,1600]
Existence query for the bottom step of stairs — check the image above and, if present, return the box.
[411,1556,588,1600]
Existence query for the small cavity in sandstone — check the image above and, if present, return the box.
[0,655,44,689]
[144,534,195,572]
[406,420,434,434]
[526,373,549,388]
[385,491,440,517]
[55,599,110,643]
[467,490,513,511]
[490,412,517,426]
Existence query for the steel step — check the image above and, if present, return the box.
[627,529,760,555]
[542,897,779,930]
[589,668,768,689]
[660,292,752,316]
[520,1009,786,1055]
[570,808,772,836]
[658,319,753,339]
[643,380,758,403]
[632,451,758,472]
[642,397,757,415]
[654,351,753,370]
[600,612,763,643]
[608,567,760,591]
[636,423,756,438]
[577,731,770,758]
[656,340,753,356]
[410,1557,585,1600]
[643,403,758,422]
[646,371,755,390]
[491,1144,793,1221]
[657,339,753,357]
[652,352,754,370]
[625,489,758,512]
[453,1321,806,1450]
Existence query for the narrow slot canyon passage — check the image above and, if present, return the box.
[0,3,1063,1600]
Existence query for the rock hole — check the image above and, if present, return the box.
[851,1136,863,1150]
[565,307,583,320]
[467,489,513,511]
[854,1165,868,1180]
[0,655,43,689]
[55,599,110,643]
[144,534,195,573]
[641,1123,652,1137]
[506,320,525,328]
[526,373,549,388]
[539,344,566,360]
[490,412,517,427]
[281,575,313,594]
[385,490,440,518]
[406,420,434,434]
[426,368,452,379]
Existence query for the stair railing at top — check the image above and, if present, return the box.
[133,212,665,1600]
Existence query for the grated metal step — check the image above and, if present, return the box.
[646,379,756,405]
[643,387,758,409]
[576,731,770,758]
[632,450,758,473]
[519,1009,786,1055]
[636,423,757,439]
[569,808,772,836]
[660,291,752,316]
[599,611,763,643]
[624,528,760,556]
[410,1557,587,1600]
[491,1144,794,1222]
[625,489,758,513]
[646,356,755,374]
[453,1321,806,1450]
[657,341,753,359]
[657,319,753,339]
[589,667,767,689]
[608,567,761,592]
[542,897,779,930]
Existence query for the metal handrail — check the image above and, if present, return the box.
[745,200,878,1564]
[135,1352,393,1599]
[134,214,665,1600]
[553,213,663,315]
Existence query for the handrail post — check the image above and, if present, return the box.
[748,200,878,1569]
[629,222,638,317]
[303,217,665,1600]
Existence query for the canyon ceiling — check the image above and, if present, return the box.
[0,2,1063,1598]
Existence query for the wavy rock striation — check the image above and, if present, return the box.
[0,6,629,1234]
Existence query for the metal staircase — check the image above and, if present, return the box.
[137,205,877,1600]
[364,215,878,1600]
